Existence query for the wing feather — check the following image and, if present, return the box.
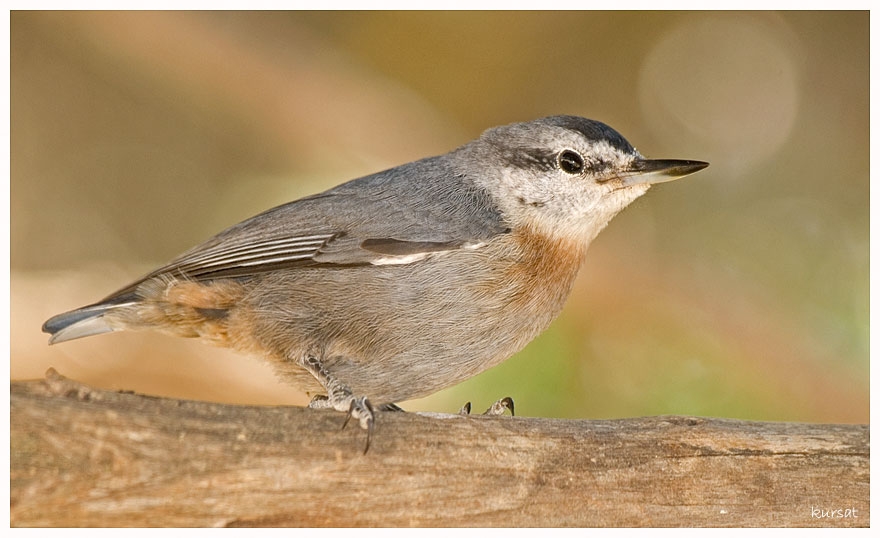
[101,154,510,300]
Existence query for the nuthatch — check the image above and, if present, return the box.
[43,115,708,451]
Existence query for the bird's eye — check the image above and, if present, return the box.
[558,149,585,175]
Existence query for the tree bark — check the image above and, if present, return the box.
[11,369,869,527]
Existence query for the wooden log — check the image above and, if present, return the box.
[10,369,869,527]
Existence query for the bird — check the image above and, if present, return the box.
[43,115,708,451]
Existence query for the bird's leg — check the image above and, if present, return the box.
[300,354,375,453]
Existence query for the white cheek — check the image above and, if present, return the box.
[501,168,554,206]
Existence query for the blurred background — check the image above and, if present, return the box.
[11,11,868,423]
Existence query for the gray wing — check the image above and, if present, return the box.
[105,155,509,298]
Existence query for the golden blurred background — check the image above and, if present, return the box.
[11,11,868,423]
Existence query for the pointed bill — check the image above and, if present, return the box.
[622,159,709,186]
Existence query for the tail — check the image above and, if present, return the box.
[42,297,138,345]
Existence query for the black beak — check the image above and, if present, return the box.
[621,159,709,186]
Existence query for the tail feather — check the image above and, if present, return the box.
[42,301,136,344]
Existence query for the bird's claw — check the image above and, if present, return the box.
[311,393,375,454]
[458,397,514,416]
[340,396,375,454]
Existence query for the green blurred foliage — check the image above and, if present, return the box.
[11,11,868,424]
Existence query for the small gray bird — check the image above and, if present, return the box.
[43,115,708,450]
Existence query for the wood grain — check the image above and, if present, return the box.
[11,369,868,527]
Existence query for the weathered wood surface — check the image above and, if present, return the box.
[10,369,869,527]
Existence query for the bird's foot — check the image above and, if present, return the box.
[459,396,515,416]
[309,393,375,454]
